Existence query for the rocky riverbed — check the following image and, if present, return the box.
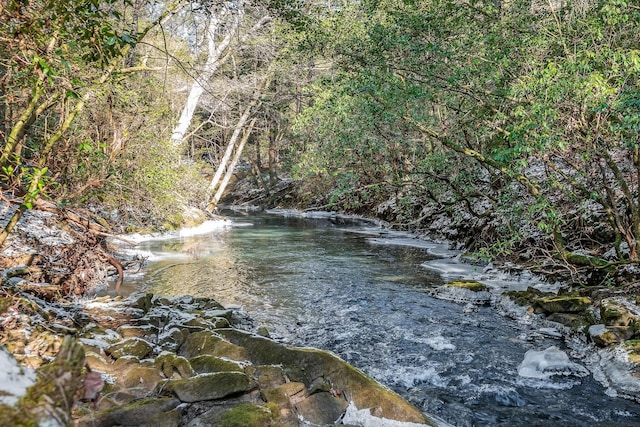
[0,289,440,426]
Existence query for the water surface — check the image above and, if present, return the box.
[126,211,640,426]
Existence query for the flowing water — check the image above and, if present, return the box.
[123,210,640,426]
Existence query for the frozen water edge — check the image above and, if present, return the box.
[117,219,236,243]
[109,219,247,262]
[342,401,454,427]
[517,346,590,381]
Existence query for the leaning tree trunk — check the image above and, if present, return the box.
[211,118,257,206]
[207,74,271,201]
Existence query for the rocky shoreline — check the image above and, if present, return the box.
[0,290,439,426]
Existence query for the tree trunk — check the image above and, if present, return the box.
[211,118,257,206]
[208,75,270,194]
[208,102,255,194]
[170,5,243,146]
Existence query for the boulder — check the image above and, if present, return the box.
[601,298,640,338]
[535,296,591,314]
[161,372,254,402]
[178,330,249,362]
[117,324,158,339]
[106,338,154,359]
[189,355,244,374]
[623,340,640,364]
[546,312,593,332]
[121,365,165,396]
[75,397,181,427]
[216,403,278,427]
[295,391,349,425]
[218,329,433,425]
[588,324,628,346]
[444,280,489,292]
[155,353,194,379]
[158,327,190,352]
[251,365,287,389]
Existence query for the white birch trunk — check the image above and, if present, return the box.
[208,98,257,192]
[170,6,243,146]
[208,74,272,207]
[211,118,257,206]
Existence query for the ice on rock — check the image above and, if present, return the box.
[342,401,453,427]
[518,346,589,380]
[0,346,36,406]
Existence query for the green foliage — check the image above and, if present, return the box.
[288,0,640,270]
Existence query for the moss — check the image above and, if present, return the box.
[0,403,35,427]
[163,372,253,402]
[216,403,275,427]
[503,287,552,307]
[443,280,489,292]
[155,353,194,378]
[189,355,243,374]
[624,340,640,364]
[546,313,594,333]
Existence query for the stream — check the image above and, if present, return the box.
[122,210,640,426]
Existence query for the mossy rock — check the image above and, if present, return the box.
[252,365,288,389]
[443,280,489,292]
[106,338,153,359]
[624,340,640,364]
[128,292,154,314]
[217,403,277,427]
[189,355,244,374]
[117,324,158,339]
[178,330,249,362]
[155,353,194,379]
[546,312,594,333]
[588,324,629,347]
[161,372,253,402]
[75,397,181,427]
[217,329,433,425]
[503,287,552,307]
[535,296,592,314]
[296,391,349,425]
[600,298,640,337]
[121,365,164,393]
[191,297,226,311]
[158,327,190,352]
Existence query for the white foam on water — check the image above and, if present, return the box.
[422,335,457,351]
[372,364,449,389]
[422,258,555,294]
